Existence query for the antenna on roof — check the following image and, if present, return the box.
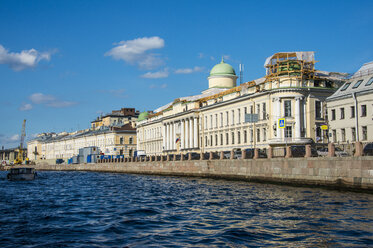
[239,63,244,84]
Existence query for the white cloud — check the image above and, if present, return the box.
[0,44,54,71]
[148,83,167,89]
[28,93,77,108]
[141,68,169,79]
[175,66,204,74]
[105,36,165,70]
[19,103,33,111]
[99,89,128,98]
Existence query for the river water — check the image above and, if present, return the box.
[0,171,372,247]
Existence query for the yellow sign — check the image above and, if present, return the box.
[321,125,328,130]
[278,118,286,129]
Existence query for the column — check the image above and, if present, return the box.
[173,122,176,150]
[294,97,302,139]
[193,117,198,148]
[181,120,185,150]
[185,119,189,149]
[170,123,174,150]
[162,124,166,151]
[276,98,282,139]
[166,123,170,150]
[189,118,193,149]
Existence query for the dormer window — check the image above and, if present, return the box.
[340,82,351,91]
[352,80,363,89]
[365,77,373,86]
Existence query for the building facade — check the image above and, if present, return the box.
[91,107,139,130]
[137,52,346,155]
[27,124,137,161]
[326,61,373,146]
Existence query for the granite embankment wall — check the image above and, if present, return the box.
[30,157,373,191]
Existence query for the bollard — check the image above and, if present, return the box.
[305,145,312,158]
[254,148,259,159]
[354,141,363,157]
[242,150,246,160]
[230,149,234,160]
[328,143,335,157]
[209,152,213,160]
[181,154,184,161]
[267,147,273,159]
[167,155,170,161]
[188,153,192,161]
[200,152,204,160]
[285,146,292,158]
[220,151,224,160]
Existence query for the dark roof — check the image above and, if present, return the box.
[112,123,136,131]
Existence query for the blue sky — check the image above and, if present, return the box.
[1,0,373,148]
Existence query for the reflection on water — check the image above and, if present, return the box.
[0,171,372,247]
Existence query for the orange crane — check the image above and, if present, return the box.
[14,119,26,164]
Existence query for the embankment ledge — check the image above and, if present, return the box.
[24,156,373,192]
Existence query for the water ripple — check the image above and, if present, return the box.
[0,171,372,247]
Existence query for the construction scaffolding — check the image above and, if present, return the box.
[264,52,316,81]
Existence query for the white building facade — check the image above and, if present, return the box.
[137,53,345,155]
[326,61,373,146]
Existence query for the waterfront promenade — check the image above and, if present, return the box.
[14,156,373,192]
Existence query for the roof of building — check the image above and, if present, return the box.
[209,58,236,77]
[137,111,150,121]
[327,61,373,101]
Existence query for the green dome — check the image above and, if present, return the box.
[137,111,149,121]
[209,58,236,77]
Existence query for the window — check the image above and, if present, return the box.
[361,105,367,117]
[250,129,253,142]
[263,128,266,141]
[256,104,260,115]
[231,132,235,144]
[340,82,351,91]
[237,131,241,144]
[215,114,218,128]
[331,109,336,120]
[315,101,322,118]
[226,133,229,145]
[362,126,367,140]
[284,100,292,117]
[120,137,124,144]
[244,107,247,114]
[210,135,213,146]
[129,137,133,144]
[226,112,229,126]
[341,129,346,142]
[352,80,363,89]
[205,116,207,129]
[365,77,373,86]
[351,106,355,118]
[220,134,223,145]
[220,113,223,127]
[340,108,345,119]
[351,128,356,142]
[238,109,241,124]
[205,136,208,147]
[285,126,292,138]
[262,103,266,120]
[244,130,247,143]
[332,130,337,142]
[231,110,235,125]
[257,129,260,142]
[215,135,218,146]
[250,105,253,114]
[210,115,213,128]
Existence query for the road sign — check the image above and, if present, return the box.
[278,118,285,129]
[321,125,328,130]
[245,114,259,123]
